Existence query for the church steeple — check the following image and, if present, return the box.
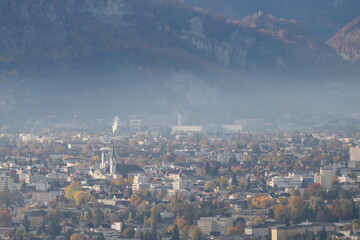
[110,146,116,175]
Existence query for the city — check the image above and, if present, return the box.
[0,114,360,239]
[0,0,359,239]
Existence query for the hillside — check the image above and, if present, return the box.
[0,0,355,121]
[185,0,360,41]
[0,0,346,78]
[328,16,360,62]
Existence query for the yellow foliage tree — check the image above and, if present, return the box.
[73,191,90,205]
[251,195,274,209]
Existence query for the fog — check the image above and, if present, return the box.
[0,64,359,129]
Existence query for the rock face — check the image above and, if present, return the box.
[328,16,360,62]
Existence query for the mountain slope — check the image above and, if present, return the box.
[0,0,345,78]
[328,16,360,61]
[185,0,360,41]
[0,0,354,122]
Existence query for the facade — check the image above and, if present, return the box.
[349,147,360,168]
[171,126,202,134]
[35,181,50,191]
[0,172,15,192]
[197,216,233,235]
[173,178,193,191]
[350,147,360,161]
[271,224,336,240]
[269,174,302,189]
[32,191,60,203]
[245,225,270,238]
[314,165,337,188]
[132,175,150,191]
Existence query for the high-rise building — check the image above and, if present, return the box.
[314,165,337,188]
[349,147,360,168]
[0,172,15,192]
[350,147,360,161]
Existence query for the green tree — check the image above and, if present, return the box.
[316,227,327,240]
[150,206,157,232]
[184,205,194,225]
[171,224,180,240]
[47,220,61,237]
[123,227,135,238]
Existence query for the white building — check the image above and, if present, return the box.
[314,165,337,188]
[111,222,125,232]
[269,173,302,189]
[197,216,233,235]
[338,175,353,184]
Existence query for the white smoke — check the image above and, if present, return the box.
[112,116,119,134]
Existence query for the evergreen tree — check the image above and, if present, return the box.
[184,205,194,225]
[231,174,238,186]
[171,224,180,240]
[150,206,157,232]
[317,227,327,240]
[245,176,251,191]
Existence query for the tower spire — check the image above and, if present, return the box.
[110,146,116,175]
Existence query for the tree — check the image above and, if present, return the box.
[150,206,157,232]
[204,182,216,192]
[245,176,251,191]
[316,227,327,240]
[303,230,315,240]
[15,225,27,240]
[251,195,273,209]
[184,205,194,225]
[73,191,90,205]
[231,174,238,186]
[70,233,81,240]
[288,196,304,221]
[123,227,135,238]
[171,224,180,240]
[353,219,360,231]
[0,208,12,227]
[47,220,61,237]
[22,216,30,232]
[189,226,202,240]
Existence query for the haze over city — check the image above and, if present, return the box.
[0,1,360,240]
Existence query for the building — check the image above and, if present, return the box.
[171,126,202,134]
[269,174,302,189]
[132,175,150,191]
[271,223,336,240]
[350,147,360,168]
[107,148,145,178]
[245,224,271,238]
[173,178,193,191]
[32,191,60,203]
[314,165,337,188]
[35,181,50,191]
[0,172,15,192]
[197,216,233,235]
[25,210,47,227]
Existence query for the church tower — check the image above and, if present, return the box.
[110,147,116,175]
